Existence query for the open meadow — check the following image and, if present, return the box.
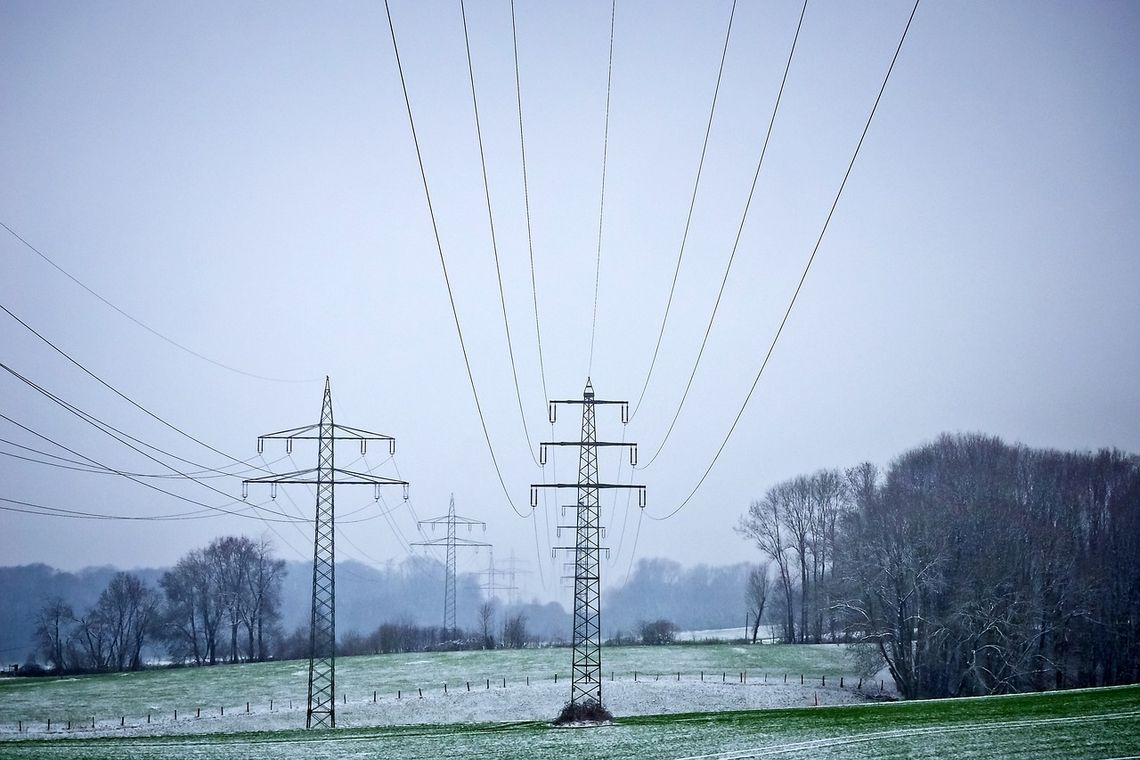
[0,644,861,736]
[2,644,1137,758]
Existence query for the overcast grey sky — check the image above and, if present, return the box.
[2,0,1137,603]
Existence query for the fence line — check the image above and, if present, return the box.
[2,669,890,733]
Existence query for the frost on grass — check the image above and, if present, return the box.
[553,699,613,726]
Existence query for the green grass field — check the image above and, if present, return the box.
[1,685,1137,759]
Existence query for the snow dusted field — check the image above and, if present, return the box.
[0,644,870,739]
[19,645,1132,759]
[0,684,1137,759]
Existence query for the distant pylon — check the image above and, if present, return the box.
[243,378,408,729]
[480,548,518,604]
[500,549,531,606]
[531,378,646,712]
[412,494,489,636]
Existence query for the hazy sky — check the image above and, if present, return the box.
[2,1,1137,603]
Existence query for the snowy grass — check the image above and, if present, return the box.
[0,643,859,736]
[0,684,1136,758]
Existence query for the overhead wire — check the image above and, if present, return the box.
[0,411,304,523]
[0,435,287,479]
[587,0,617,376]
[637,0,809,469]
[383,0,528,519]
[0,495,238,522]
[1,302,275,476]
[0,361,295,518]
[0,221,317,384]
[629,0,738,422]
[508,0,552,590]
[509,0,549,405]
[459,0,542,468]
[623,508,644,584]
[647,0,922,521]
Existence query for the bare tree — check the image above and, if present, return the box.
[737,494,796,642]
[477,601,496,649]
[746,563,771,643]
[73,572,159,671]
[34,597,74,671]
[160,548,223,664]
[243,536,285,661]
[503,613,529,649]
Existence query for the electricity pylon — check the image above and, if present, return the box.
[412,493,489,637]
[499,549,531,606]
[242,377,408,729]
[480,548,518,604]
[531,378,645,713]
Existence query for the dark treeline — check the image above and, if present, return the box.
[160,535,285,665]
[32,535,285,673]
[740,433,1140,699]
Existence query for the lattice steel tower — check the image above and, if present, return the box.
[532,378,645,711]
[412,494,489,636]
[243,378,408,728]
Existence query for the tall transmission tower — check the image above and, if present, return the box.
[242,378,408,729]
[532,378,645,714]
[412,493,489,637]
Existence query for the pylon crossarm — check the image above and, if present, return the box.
[418,515,486,527]
[532,483,645,508]
[329,424,396,441]
[243,468,315,484]
[531,483,645,489]
[413,537,491,548]
[243,468,407,486]
[552,546,610,558]
[332,469,408,485]
[258,424,396,441]
[540,441,636,465]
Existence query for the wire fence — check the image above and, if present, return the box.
[2,668,890,734]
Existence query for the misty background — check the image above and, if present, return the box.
[2,0,1137,658]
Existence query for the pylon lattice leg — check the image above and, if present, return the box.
[307,382,336,729]
[571,389,602,708]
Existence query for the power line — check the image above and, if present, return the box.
[459,0,542,467]
[0,302,274,475]
[383,0,527,518]
[0,411,304,523]
[587,0,617,376]
[0,221,317,384]
[629,0,738,422]
[648,0,922,521]
[638,0,809,469]
[0,435,285,479]
[0,361,291,514]
[0,496,213,522]
[510,0,548,405]
[624,508,644,585]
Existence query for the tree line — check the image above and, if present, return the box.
[34,535,285,672]
[738,433,1140,698]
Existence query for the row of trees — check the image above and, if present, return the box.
[34,535,285,672]
[35,573,158,672]
[739,434,1140,698]
[737,468,850,644]
[328,605,532,658]
[161,536,285,665]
